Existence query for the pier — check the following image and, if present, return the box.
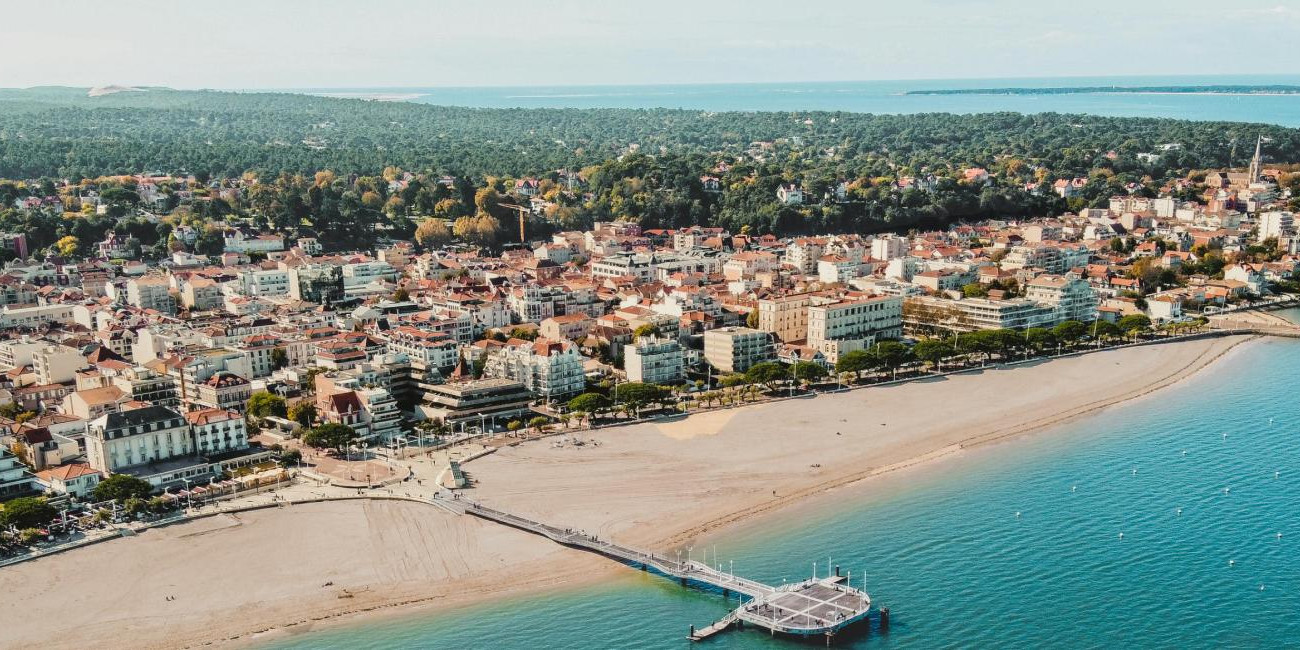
[440,495,873,642]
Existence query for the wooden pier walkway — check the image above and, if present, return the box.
[455,497,773,597]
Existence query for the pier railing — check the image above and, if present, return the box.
[459,498,773,597]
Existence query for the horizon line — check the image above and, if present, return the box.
[6,72,1300,93]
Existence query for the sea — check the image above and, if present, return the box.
[290,74,1300,127]
[265,315,1300,649]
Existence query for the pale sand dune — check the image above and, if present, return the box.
[0,336,1250,649]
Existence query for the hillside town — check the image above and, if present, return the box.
[0,144,1296,550]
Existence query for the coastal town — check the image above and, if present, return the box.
[0,132,1297,647]
[0,136,1297,539]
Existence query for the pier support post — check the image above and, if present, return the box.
[723,588,729,598]
[689,624,695,639]
[835,565,840,577]
[879,606,890,631]
[641,563,647,571]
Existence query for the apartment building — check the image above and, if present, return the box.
[757,293,814,343]
[126,276,176,314]
[1024,274,1099,323]
[483,338,586,400]
[806,295,904,361]
[703,326,774,373]
[624,337,685,384]
[33,344,86,385]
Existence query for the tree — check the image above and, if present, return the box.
[287,402,317,428]
[1023,327,1056,351]
[56,235,80,257]
[302,423,355,450]
[1117,314,1152,334]
[415,218,451,248]
[633,323,661,339]
[745,310,760,329]
[246,391,287,421]
[528,416,550,433]
[279,449,302,467]
[392,287,410,302]
[962,282,988,298]
[270,348,288,370]
[567,392,609,414]
[613,382,669,416]
[1090,320,1123,341]
[913,339,954,369]
[506,420,523,432]
[835,349,876,379]
[93,474,154,502]
[0,496,56,529]
[790,361,827,386]
[745,361,789,391]
[1052,320,1088,346]
[872,341,914,375]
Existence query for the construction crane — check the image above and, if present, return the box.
[498,203,530,243]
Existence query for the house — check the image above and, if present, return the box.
[34,462,102,498]
[776,184,804,206]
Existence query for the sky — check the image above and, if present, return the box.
[4,0,1300,89]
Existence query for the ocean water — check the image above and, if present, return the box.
[294,75,1300,126]
[266,326,1300,649]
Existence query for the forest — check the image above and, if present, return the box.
[1,87,1298,256]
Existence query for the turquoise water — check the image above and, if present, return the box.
[267,329,1300,649]
[294,75,1300,126]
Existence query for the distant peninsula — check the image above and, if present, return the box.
[907,85,1300,96]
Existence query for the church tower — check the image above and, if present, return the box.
[1249,134,1264,182]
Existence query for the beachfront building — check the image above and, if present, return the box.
[85,405,217,488]
[757,292,814,343]
[420,378,534,431]
[806,295,904,363]
[183,408,249,457]
[704,326,774,373]
[33,462,101,498]
[624,337,685,384]
[1024,274,1099,323]
[482,338,585,401]
[0,447,38,500]
[903,295,1057,333]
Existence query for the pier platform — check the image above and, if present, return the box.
[442,494,872,642]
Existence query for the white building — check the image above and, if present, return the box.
[624,337,685,384]
[223,231,286,254]
[125,276,176,314]
[703,326,774,373]
[1257,211,1294,242]
[0,303,78,329]
[33,344,87,385]
[183,408,249,456]
[806,296,904,362]
[1023,274,1099,323]
[238,268,291,297]
[776,184,804,205]
[870,236,908,261]
[87,405,193,474]
[483,338,586,400]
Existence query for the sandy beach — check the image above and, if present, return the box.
[0,335,1252,649]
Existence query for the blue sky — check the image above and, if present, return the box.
[4,0,1300,88]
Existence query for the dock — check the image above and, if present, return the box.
[439,495,873,642]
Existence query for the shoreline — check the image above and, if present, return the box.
[0,335,1258,650]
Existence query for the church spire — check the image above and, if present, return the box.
[1249,134,1264,182]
